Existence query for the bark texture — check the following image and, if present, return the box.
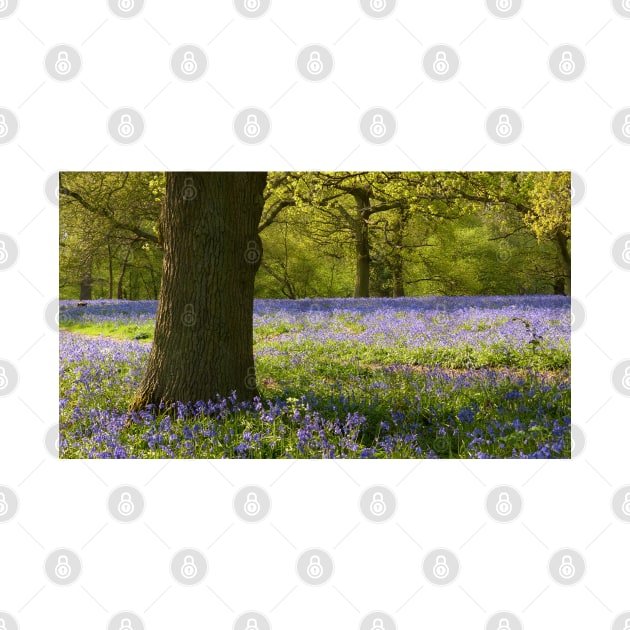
[555,231,571,295]
[79,269,92,300]
[130,172,267,410]
[353,193,371,298]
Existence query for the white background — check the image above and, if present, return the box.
[1,0,629,628]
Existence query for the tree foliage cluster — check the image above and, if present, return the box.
[60,171,570,300]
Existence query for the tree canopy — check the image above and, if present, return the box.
[59,171,571,300]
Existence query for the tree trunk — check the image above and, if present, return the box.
[391,213,406,297]
[117,246,133,299]
[392,263,405,297]
[130,172,267,411]
[555,232,571,295]
[353,201,371,298]
[79,267,92,300]
[107,244,114,299]
[354,225,370,298]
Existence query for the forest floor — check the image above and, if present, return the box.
[59,296,570,459]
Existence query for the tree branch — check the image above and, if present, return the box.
[60,186,160,244]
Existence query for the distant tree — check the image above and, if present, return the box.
[59,172,163,299]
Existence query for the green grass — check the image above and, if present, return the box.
[60,320,155,341]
